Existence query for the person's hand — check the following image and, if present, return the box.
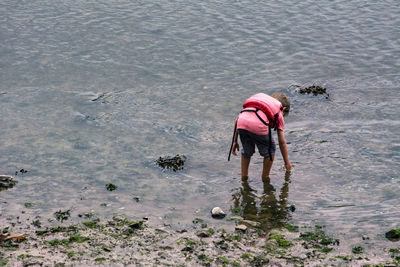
[285,162,292,171]
[232,142,239,156]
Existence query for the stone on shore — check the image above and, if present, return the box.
[235,224,248,232]
[211,207,226,219]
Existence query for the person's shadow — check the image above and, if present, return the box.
[231,171,292,231]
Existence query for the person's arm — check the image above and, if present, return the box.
[277,129,292,170]
[231,117,240,156]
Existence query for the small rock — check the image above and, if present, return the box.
[155,228,169,234]
[181,246,194,253]
[235,224,248,232]
[241,220,260,227]
[211,207,226,219]
[196,230,211,238]
[228,216,243,221]
[192,218,205,224]
[362,235,370,240]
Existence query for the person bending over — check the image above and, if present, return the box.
[231,92,292,181]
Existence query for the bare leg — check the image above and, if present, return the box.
[241,155,251,180]
[262,155,274,181]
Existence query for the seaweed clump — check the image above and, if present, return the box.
[299,226,339,254]
[299,85,329,97]
[156,154,186,172]
[0,175,17,191]
[106,183,117,191]
[54,210,71,222]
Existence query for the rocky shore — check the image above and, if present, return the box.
[1,212,399,267]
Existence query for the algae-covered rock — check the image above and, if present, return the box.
[385,229,400,241]
[0,175,17,191]
[156,154,186,171]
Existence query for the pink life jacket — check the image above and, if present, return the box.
[242,93,283,130]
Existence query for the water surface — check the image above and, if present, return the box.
[1,0,399,252]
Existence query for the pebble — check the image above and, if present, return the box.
[235,224,248,232]
[229,216,244,221]
[241,220,260,227]
[211,207,226,219]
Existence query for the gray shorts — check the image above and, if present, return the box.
[238,129,276,158]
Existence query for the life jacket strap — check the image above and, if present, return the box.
[239,108,273,161]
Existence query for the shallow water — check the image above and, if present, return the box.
[1,0,399,252]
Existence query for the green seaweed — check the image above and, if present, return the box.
[49,234,89,247]
[36,225,78,236]
[284,224,299,232]
[207,228,215,236]
[269,232,293,248]
[241,253,252,260]
[299,226,338,254]
[83,218,101,229]
[54,210,71,222]
[24,202,35,208]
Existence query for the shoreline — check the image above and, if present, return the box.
[1,212,398,266]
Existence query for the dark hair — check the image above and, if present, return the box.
[272,93,290,116]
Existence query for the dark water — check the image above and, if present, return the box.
[1,0,399,252]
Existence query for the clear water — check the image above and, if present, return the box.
[1,0,399,251]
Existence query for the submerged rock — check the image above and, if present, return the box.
[211,207,226,219]
[156,154,186,172]
[0,175,17,191]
